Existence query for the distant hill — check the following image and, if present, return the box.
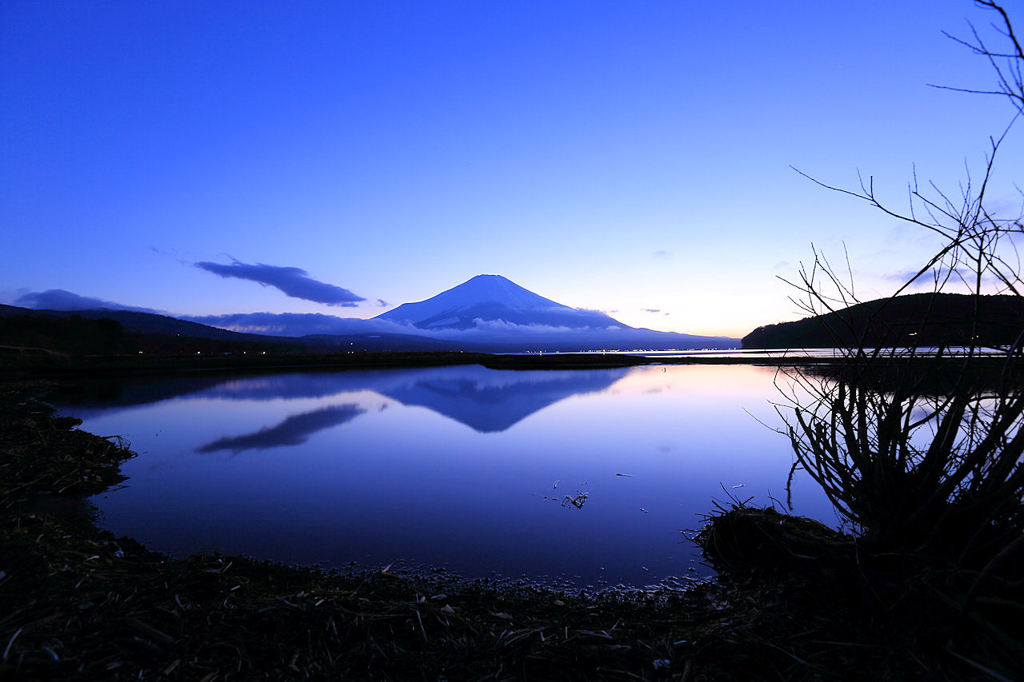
[0,307,135,355]
[742,293,1024,349]
[0,305,467,355]
[1,304,268,341]
[0,304,311,356]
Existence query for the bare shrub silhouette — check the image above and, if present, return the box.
[737,2,1024,673]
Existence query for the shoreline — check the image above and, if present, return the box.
[0,347,964,383]
[0,372,999,679]
[0,380,746,679]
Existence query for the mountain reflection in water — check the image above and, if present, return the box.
[53,364,836,587]
[378,368,628,432]
[56,365,629,434]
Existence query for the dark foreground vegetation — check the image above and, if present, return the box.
[2,380,1019,681]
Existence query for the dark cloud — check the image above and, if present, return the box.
[13,289,161,314]
[644,308,661,314]
[195,261,365,307]
[377,299,389,308]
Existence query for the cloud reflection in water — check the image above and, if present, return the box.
[197,404,366,454]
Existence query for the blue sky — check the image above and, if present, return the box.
[3,1,1022,337]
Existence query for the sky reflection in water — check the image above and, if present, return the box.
[62,364,836,588]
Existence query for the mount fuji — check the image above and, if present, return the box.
[368,274,738,351]
[375,274,618,330]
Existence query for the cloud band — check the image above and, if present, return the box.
[195,261,365,307]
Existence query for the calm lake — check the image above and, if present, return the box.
[55,364,836,588]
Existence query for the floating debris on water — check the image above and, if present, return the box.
[562,492,588,509]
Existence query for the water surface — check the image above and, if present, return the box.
[57,364,835,587]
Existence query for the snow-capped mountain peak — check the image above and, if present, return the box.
[375,274,619,330]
